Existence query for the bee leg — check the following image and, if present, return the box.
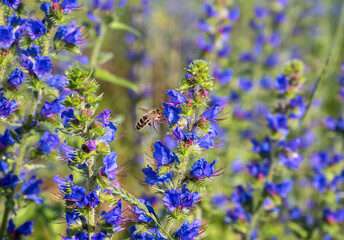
[152,122,158,132]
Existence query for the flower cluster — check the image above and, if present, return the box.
[128,60,221,239]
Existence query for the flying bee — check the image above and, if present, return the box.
[136,109,163,132]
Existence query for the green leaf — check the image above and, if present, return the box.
[109,21,141,37]
[94,68,138,92]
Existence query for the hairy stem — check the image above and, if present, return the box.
[0,66,6,83]
[87,156,96,236]
[43,30,52,56]
[0,4,5,25]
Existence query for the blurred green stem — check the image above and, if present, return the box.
[90,24,106,66]
[0,4,5,25]
[0,196,11,239]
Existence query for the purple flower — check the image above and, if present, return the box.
[259,77,273,89]
[0,26,15,48]
[289,95,306,119]
[91,232,106,240]
[166,89,187,106]
[133,198,155,223]
[86,191,100,208]
[54,20,83,45]
[239,78,253,92]
[7,13,23,27]
[45,74,67,89]
[264,180,293,198]
[197,130,217,149]
[7,68,24,88]
[26,19,47,40]
[61,0,79,13]
[274,75,289,93]
[142,165,172,186]
[309,151,331,172]
[61,109,76,126]
[0,92,18,118]
[200,103,221,121]
[95,109,112,125]
[3,0,21,9]
[217,45,231,58]
[21,176,43,204]
[203,3,217,17]
[20,54,33,70]
[180,185,200,209]
[231,185,252,204]
[265,53,279,67]
[313,173,327,193]
[8,220,34,236]
[163,103,181,124]
[33,56,53,79]
[246,160,270,180]
[153,140,179,167]
[217,69,233,85]
[36,132,60,154]
[0,129,16,150]
[163,189,181,212]
[41,99,63,118]
[0,173,19,188]
[175,219,201,240]
[101,200,123,231]
[228,6,240,21]
[251,136,271,158]
[323,117,344,133]
[190,158,217,180]
[22,44,41,57]
[239,51,256,62]
[254,6,268,18]
[102,152,118,180]
[266,113,288,134]
[226,204,248,223]
[278,138,303,169]
[40,2,50,13]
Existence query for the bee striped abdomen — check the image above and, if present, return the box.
[136,114,150,130]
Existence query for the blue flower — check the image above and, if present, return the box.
[0,129,16,150]
[7,13,23,27]
[0,25,15,49]
[61,0,79,13]
[203,3,217,17]
[0,160,9,173]
[251,136,271,158]
[217,69,233,85]
[36,132,60,154]
[40,2,50,13]
[26,19,47,40]
[21,176,43,204]
[226,204,249,223]
[0,93,18,118]
[163,103,181,124]
[61,109,76,126]
[166,89,187,106]
[20,54,33,70]
[55,20,83,45]
[197,130,217,149]
[22,44,41,57]
[130,226,166,240]
[264,180,293,198]
[323,117,344,133]
[142,165,172,186]
[239,78,253,92]
[190,158,217,180]
[3,0,21,9]
[163,189,181,212]
[274,75,289,93]
[7,219,34,236]
[289,95,306,119]
[33,56,53,79]
[231,185,252,204]
[67,185,88,207]
[0,173,19,188]
[259,77,273,89]
[313,173,327,193]
[246,160,270,180]
[41,99,63,118]
[278,138,303,169]
[45,74,68,90]
[266,113,288,134]
[180,185,200,209]
[91,232,106,240]
[101,200,123,231]
[153,140,179,167]
[228,6,240,21]
[133,198,156,223]
[265,53,279,67]
[175,219,201,240]
[309,151,331,172]
[102,152,118,180]
[200,103,221,121]
[86,191,100,208]
[217,45,231,58]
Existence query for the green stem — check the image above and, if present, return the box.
[43,30,52,56]
[0,66,6,83]
[0,4,5,25]
[87,156,96,236]
[90,24,106,67]
[0,198,11,239]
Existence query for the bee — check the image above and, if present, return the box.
[136,109,163,132]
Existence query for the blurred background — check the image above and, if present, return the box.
[13,0,344,239]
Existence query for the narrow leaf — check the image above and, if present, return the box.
[94,68,138,92]
[109,21,141,37]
